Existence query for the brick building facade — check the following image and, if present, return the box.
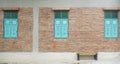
[0,0,120,63]
[0,7,120,55]
[39,8,120,55]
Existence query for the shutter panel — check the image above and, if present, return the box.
[4,19,11,38]
[54,11,61,18]
[104,19,111,38]
[112,19,118,38]
[61,19,68,38]
[11,19,18,38]
[54,19,61,38]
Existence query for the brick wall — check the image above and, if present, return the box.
[39,8,120,55]
[0,8,33,52]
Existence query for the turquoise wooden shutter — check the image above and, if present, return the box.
[4,19,11,38]
[11,19,18,38]
[104,19,118,38]
[4,19,18,38]
[4,10,18,38]
[104,19,111,38]
[112,19,118,38]
[54,19,61,38]
[61,19,68,38]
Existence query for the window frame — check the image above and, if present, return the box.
[54,10,69,39]
[104,10,119,38]
[3,10,19,39]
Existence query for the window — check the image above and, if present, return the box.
[104,11,118,38]
[54,10,69,38]
[4,10,18,38]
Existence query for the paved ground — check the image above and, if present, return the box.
[1,60,120,64]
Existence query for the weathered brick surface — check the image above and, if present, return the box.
[0,8,33,52]
[39,8,120,55]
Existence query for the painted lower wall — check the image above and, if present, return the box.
[0,52,120,64]
[0,52,77,63]
[98,52,120,60]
